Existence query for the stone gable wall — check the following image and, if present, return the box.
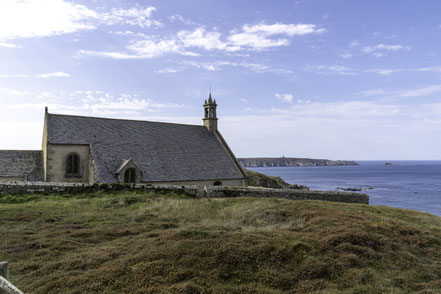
[46,144,91,184]
[0,182,369,204]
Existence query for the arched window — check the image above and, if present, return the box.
[66,153,80,177]
[213,181,222,186]
[124,168,136,183]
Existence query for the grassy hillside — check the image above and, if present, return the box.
[1,191,441,293]
[245,169,308,189]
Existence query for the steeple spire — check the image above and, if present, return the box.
[208,86,213,103]
[203,89,218,131]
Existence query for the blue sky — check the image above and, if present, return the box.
[1,0,441,160]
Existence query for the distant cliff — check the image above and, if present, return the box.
[238,157,359,167]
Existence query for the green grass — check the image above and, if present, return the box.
[1,191,441,293]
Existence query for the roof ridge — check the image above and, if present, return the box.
[48,112,205,128]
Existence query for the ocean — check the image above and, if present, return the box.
[247,161,441,217]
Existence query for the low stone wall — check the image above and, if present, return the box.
[205,186,369,204]
[0,182,200,197]
[0,182,369,204]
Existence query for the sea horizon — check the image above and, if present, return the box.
[248,161,441,217]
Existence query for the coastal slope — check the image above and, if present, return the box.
[1,190,440,293]
[238,157,359,167]
[244,168,308,189]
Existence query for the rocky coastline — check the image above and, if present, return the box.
[238,157,359,167]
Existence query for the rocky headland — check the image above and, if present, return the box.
[238,157,359,167]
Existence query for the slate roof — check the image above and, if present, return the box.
[0,150,44,181]
[46,113,245,183]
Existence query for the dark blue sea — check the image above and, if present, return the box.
[248,161,441,217]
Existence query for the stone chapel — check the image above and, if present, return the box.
[0,94,247,188]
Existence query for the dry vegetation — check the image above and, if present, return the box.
[1,190,441,293]
[244,169,308,189]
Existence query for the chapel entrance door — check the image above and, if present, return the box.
[124,168,136,183]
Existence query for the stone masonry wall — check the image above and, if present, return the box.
[0,182,369,204]
[205,186,369,204]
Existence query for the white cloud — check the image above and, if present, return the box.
[358,84,441,98]
[349,40,359,47]
[362,43,410,54]
[128,38,198,58]
[417,67,441,73]
[36,71,71,78]
[304,65,356,76]
[275,93,293,103]
[169,14,197,26]
[227,33,289,50]
[228,23,324,50]
[0,0,160,40]
[109,30,148,37]
[0,74,29,78]
[181,60,292,74]
[240,98,248,103]
[366,68,402,76]
[155,68,182,74]
[241,23,325,36]
[80,22,325,59]
[0,88,29,96]
[1,72,70,78]
[357,89,386,96]
[100,7,162,28]
[0,41,20,48]
[78,50,142,59]
[267,100,402,118]
[0,0,97,39]
[340,53,353,59]
[178,28,240,52]
[397,84,441,97]
[1,89,187,118]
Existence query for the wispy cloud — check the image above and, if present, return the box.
[275,93,293,103]
[36,71,71,78]
[365,68,403,76]
[417,67,441,73]
[0,0,96,39]
[0,72,70,78]
[100,7,162,28]
[304,65,356,76]
[181,60,292,74]
[266,100,402,118]
[358,84,441,98]
[0,41,20,48]
[78,50,142,59]
[340,53,353,59]
[2,89,187,117]
[0,74,29,78]
[397,84,441,97]
[80,22,325,59]
[155,68,182,74]
[169,14,197,26]
[0,0,160,40]
[361,43,410,57]
[357,89,386,96]
[227,23,325,50]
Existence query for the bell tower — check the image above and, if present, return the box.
[203,91,218,131]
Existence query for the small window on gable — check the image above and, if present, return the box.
[124,168,137,183]
[66,153,80,177]
[213,181,222,186]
